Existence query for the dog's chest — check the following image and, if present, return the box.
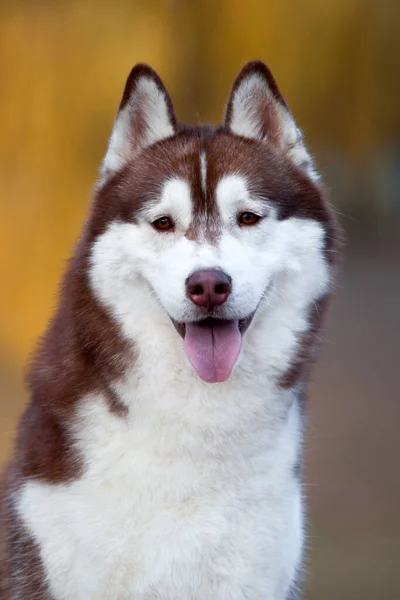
[17,392,302,600]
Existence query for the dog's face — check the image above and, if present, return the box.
[89,62,333,383]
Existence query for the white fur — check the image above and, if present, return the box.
[17,173,330,599]
[143,177,193,229]
[228,73,319,182]
[200,150,207,195]
[18,386,302,599]
[102,76,174,177]
[229,74,269,140]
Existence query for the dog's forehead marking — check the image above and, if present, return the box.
[215,174,250,220]
[171,146,221,244]
[200,150,207,196]
[216,174,249,201]
[158,177,193,226]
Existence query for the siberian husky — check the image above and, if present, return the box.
[0,61,337,599]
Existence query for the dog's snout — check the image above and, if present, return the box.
[186,269,232,309]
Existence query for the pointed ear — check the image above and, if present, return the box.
[225,61,318,181]
[101,64,177,178]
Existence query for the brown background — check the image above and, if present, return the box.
[1,2,399,598]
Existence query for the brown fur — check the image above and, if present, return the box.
[280,295,330,390]
[1,467,53,599]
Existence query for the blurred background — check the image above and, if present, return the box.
[1,1,399,597]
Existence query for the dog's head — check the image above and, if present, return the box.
[88,62,334,383]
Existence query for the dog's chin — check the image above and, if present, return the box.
[169,313,256,384]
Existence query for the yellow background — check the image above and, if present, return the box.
[1,2,399,598]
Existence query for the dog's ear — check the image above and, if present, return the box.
[102,64,177,178]
[225,61,318,181]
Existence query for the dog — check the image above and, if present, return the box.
[0,61,337,599]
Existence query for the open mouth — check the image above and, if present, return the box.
[171,314,255,384]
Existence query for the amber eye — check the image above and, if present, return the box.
[238,212,261,226]
[152,216,174,231]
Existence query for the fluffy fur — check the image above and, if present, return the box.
[0,61,336,599]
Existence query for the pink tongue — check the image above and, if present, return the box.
[184,320,242,383]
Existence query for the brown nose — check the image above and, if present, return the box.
[186,269,232,309]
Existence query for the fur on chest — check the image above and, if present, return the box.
[15,387,303,600]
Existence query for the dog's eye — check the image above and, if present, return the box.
[238,212,261,226]
[152,216,174,232]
